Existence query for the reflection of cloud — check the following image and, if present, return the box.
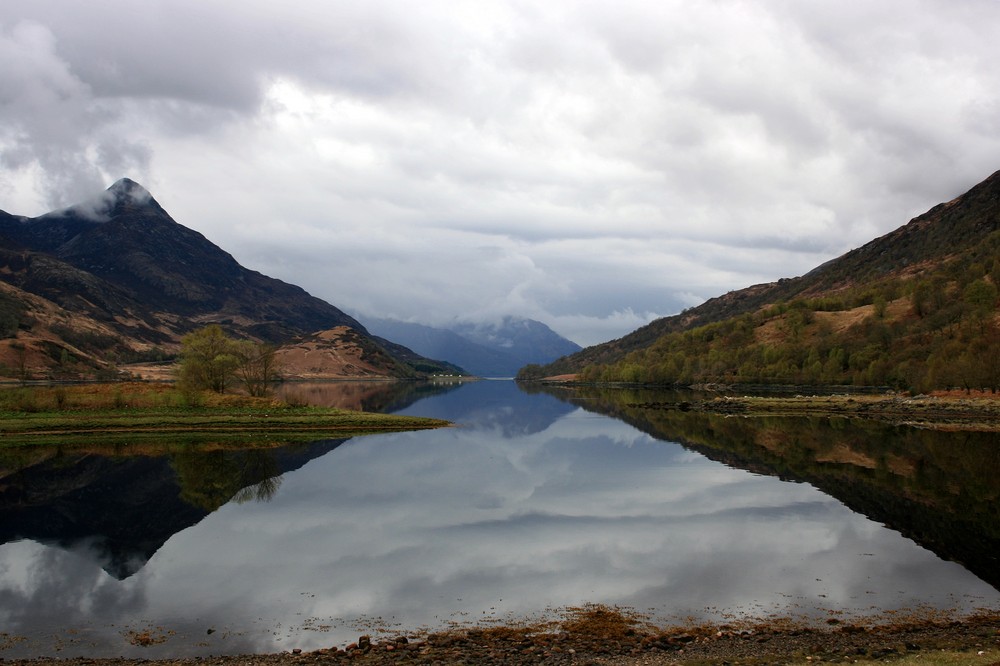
[137,408,1000,650]
[2,383,998,656]
[0,540,147,636]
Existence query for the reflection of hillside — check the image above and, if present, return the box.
[403,380,576,437]
[537,385,1000,591]
[279,380,575,437]
[277,380,463,412]
[0,439,346,579]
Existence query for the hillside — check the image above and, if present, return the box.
[521,169,1000,392]
[0,179,451,381]
[274,327,463,380]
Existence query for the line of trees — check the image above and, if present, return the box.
[177,325,280,396]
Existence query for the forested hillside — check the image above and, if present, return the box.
[521,170,1000,392]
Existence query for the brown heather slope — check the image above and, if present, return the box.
[275,327,421,380]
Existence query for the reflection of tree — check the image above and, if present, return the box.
[170,449,282,512]
[232,476,281,504]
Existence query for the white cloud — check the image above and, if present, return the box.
[3,0,1000,344]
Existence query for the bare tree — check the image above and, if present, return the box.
[234,340,281,397]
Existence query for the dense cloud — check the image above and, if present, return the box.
[2,1,999,345]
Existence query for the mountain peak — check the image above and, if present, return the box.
[107,177,152,203]
[40,177,159,223]
[104,177,158,215]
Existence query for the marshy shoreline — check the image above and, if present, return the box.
[0,382,451,447]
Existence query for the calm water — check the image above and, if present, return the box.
[1,380,997,658]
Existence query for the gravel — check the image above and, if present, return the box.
[6,608,1000,666]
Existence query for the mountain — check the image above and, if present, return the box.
[1,179,362,340]
[522,169,1000,391]
[360,315,581,377]
[450,316,582,365]
[0,179,448,380]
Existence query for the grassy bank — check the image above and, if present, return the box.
[0,382,450,446]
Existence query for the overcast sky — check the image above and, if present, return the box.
[2,1,1000,346]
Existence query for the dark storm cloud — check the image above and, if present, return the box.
[2,0,1000,344]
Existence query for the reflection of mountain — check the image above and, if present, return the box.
[398,380,576,437]
[537,385,1000,591]
[0,440,346,579]
[277,379,465,412]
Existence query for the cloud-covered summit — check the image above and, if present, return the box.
[41,178,155,223]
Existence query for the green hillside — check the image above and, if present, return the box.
[520,170,1000,392]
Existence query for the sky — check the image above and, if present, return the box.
[2,1,1000,347]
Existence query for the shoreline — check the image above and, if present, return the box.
[526,377,1000,430]
[629,391,1000,431]
[6,608,1000,665]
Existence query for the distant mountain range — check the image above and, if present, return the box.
[523,169,1000,391]
[359,315,581,377]
[0,179,457,380]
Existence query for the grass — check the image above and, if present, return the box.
[0,382,450,447]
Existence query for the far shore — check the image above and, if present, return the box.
[527,377,1000,430]
[634,391,1000,431]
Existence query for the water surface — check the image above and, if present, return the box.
[0,380,996,658]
